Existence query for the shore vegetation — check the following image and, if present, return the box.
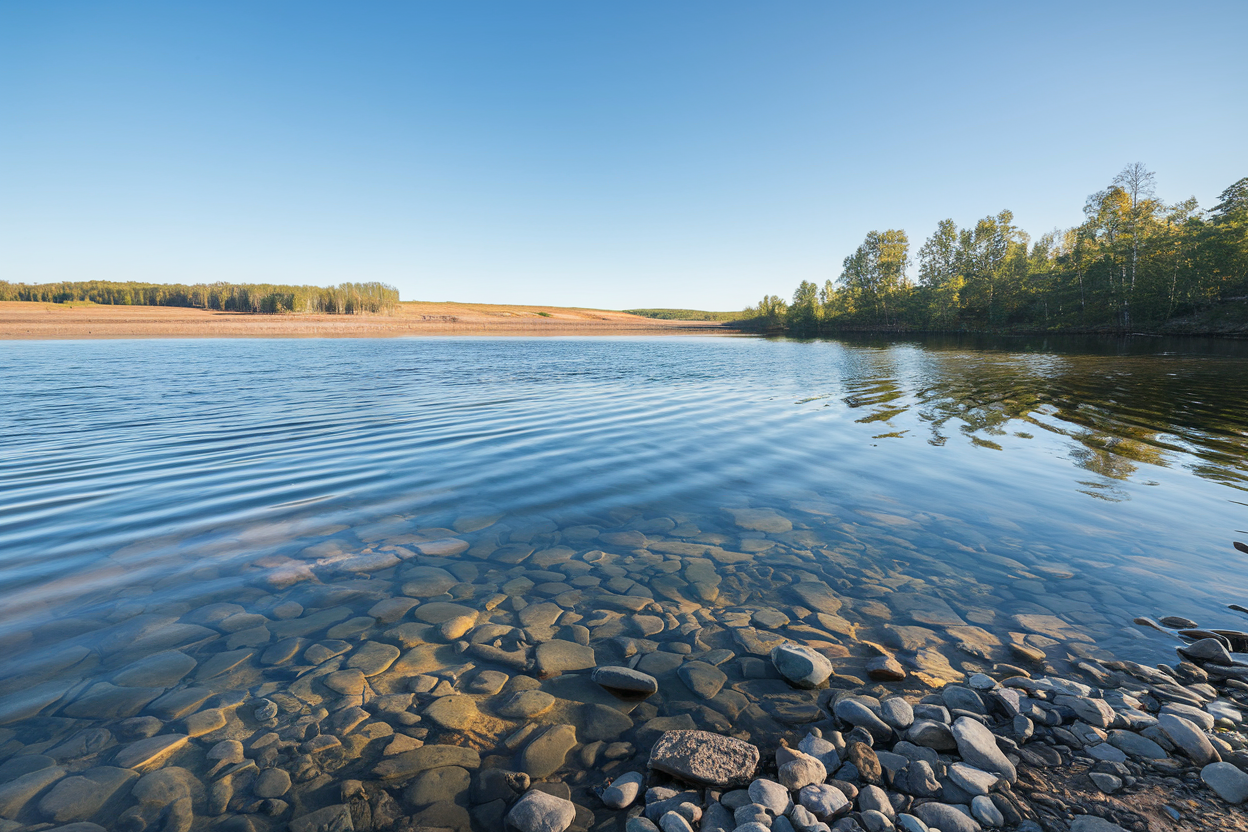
[742,166,1248,335]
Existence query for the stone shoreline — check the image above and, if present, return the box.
[0,514,1246,832]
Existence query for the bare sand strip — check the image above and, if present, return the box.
[0,301,733,339]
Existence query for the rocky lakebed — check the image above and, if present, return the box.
[1,505,1247,832]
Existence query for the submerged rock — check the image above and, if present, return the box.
[592,666,659,700]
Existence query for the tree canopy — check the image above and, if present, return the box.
[740,166,1248,334]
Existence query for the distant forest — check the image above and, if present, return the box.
[0,280,400,314]
[743,167,1248,334]
[626,308,741,321]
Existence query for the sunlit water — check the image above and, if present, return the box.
[1,334,1247,826]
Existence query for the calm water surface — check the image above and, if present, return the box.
[0,334,1246,825]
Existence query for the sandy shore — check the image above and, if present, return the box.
[0,301,734,339]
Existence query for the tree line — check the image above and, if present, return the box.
[0,280,400,314]
[744,166,1248,333]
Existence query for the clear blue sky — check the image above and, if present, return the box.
[2,2,1245,310]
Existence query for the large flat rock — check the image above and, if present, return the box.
[648,729,759,787]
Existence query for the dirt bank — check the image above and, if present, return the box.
[0,301,733,339]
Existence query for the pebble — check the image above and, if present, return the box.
[778,750,826,791]
[1089,772,1122,794]
[507,789,576,832]
[969,795,1003,827]
[835,698,893,741]
[1203,760,1248,803]
[947,763,997,796]
[913,802,980,832]
[951,717,1016,783]
[748,779,792,815]
[771,644,833,689]
[602,771,644,809]
[661,811,696,832]
[592,666,659,699]
[798,784,848,818]
[880,697,914,730]
[1157,713,1218,765]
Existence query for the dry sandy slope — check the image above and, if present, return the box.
[0,301,733,339]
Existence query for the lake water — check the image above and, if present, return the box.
[1,334,1247,827]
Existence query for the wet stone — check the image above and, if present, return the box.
[679,661,727,700]
[791,582,843,615]
[324,669,367,696]
[0,766,66,819]
[461,671,507,696]
[498,690,556,718]
[369,596,421,623]
[866,656,906,682]
[637,651,685,676]
[254,767,291,798]
[62,683,164,720]
[196,648,254,680]
[535,640,596,676]
[425,695,480,730]
[185,707,226,737]
[146,687,211,720]
[347,641,401,676]
[290,804,354,832]
[37,766,137,823]
[113,651,197,688]
[401,566,460,597]
[405,765,471,806]
[113,734,189,772]
[521,724,578,779]
[305,640,352,665]
[327,616,374,639]
[415,602,479,624]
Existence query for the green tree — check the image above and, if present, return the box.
[788,280,820,333]
[838,229,910,325]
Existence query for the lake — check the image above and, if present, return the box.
[1,334,1246,825]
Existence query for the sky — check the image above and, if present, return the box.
[2,2,1245,310]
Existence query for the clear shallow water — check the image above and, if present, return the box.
[1,334,1247,826]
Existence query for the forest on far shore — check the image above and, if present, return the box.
[742,166,1248,334]
[0,280,399,314]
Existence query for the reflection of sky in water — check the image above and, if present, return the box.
[1,334,1247,658]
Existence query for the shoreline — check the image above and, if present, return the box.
[0,301,732,340]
